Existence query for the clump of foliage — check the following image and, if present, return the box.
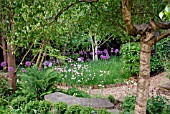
[107,95,115,104]
[79,106,96,114]
[120,41,168,75]
[17,67,61,100]
[147,96,170,114]
[121,96,135,114]
[97,109,111,114]
[65,105,83,114]
[0,71,11,97]
[53,102,67,114]
[22,100,52,114]
[66,87,91,98]
[121,96,170,114]
[10,96,28,111]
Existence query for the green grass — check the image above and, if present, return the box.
[57,56,131,86]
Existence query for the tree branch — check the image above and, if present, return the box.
[156,29,170,43]
[122,0,136,36]
[151,19,170,30]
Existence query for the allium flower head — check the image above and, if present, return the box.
[83,51,87,55]
[78,57,84,62]
[90,52,93,55]
[97,50,102,55]
[25,61,31,66]
[48,62,53,67]
[43,61,49,66]
[22,69,27,73]
[8,67,14,72]
[115,49,119,53]
[1,62,7,67]
[103,49,108,54]
[87,58,90,61]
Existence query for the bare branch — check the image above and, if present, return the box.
[156,29,170,43]
[151,19,170,30]
[0,45,7,51]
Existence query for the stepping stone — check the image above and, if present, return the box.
[44,92,114,109]
[159,82,170,90]
[115,96,125,103]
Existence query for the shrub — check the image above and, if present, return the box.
[23,100,52,114]
[107,95,115,104]
[120,42,166,75]
[0,71,11,97]
[121,96,170,114]
[121,96,135,113]
[17,67,61,100]
[147,96,170,114]
[53,102,67,114]
[10,96,28,110]
[65,105,82,114]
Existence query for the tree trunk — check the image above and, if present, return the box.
[7,44,17,93]
[94,34,98,61]
[134,41,152,114]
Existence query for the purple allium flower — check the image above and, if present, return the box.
[25,61,31,66]
[68,58,72,62]
[100,54,110,60]
[84,51,87,55]
[87,58,90,61]
[97,50,102,55]
[90,52,93,55]
[115,49,119,53]
[98,46,101,48]
[1,62,7,67]
[22,69,27,73]
[8,67,14,72]
[48,62,53,67]
[78,57,84,62]
[103,49,108,54]
[43,61,49,66]
[72,52,75,54]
